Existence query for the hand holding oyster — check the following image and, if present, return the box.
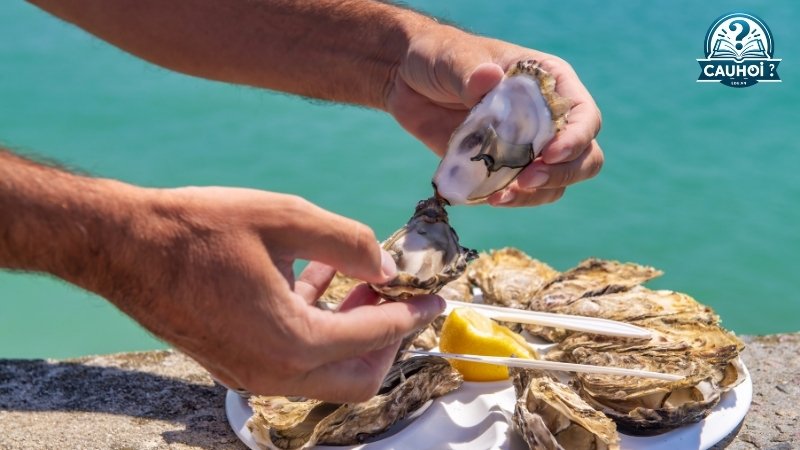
[370,196,477,301]
[371,60,570,300]
[433,60,571,205]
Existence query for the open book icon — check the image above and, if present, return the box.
[710,38,768,60]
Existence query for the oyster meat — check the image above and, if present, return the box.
[433,60,571,205]
[512,369,620,450]
[247,356,462,449]
[371,196,476,301]
[468,247,559,309]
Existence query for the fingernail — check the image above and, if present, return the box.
[380,249,397,280]
[437,296,446,312]
[413,296,445,321]
[523,170,549,188]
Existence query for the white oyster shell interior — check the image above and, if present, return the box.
[393,218,457,281]
[433,74,556,205]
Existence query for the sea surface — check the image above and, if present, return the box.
[1,1,798,358]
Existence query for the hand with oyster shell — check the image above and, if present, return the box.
[387,30,604,207]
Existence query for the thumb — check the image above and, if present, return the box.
[273,199,396,284]
[460,62,505,107]
[309,293,445,364]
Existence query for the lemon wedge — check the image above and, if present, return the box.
[438,306,538,381]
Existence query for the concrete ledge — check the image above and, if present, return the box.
[1,334,798,449]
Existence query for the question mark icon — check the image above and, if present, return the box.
[729,19,750,51]
[769,63,776,77]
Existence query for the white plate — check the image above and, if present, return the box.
[226,361,751,450]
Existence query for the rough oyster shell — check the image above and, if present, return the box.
[543,287,715,324]
[371,197,476,301]
[318,272,361,305]
[512,369,620,450]
[247,356,462,449]
[525,259,663,342]
[433,60,571,205]
[532,259,663,311]
[468,247,559,309]
[550,313,745,435]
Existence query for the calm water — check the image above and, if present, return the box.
[1,1,798,358]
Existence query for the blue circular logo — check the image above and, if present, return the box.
[697,12,781,88]
[704,13,774,61]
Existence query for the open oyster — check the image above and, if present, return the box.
[512,369,620,450]
[371,197,477,301]
[433,60,571,205]
[247,356,462,449]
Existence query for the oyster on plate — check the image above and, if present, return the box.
[512,369,620,450]
[531,258,663,312]
[542,287,715,325]
[468,247,559,309]
[370,196,477,301]
[247,356,462,449]
[524,258,663,342]
[433,60,571,205]
[550,313,745,435]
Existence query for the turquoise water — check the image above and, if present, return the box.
[1,1,798,358]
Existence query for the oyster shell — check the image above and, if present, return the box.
[433,60,571,205]
[247,356,462,449]
[318,272,360,305]
[371,197,477,301]
[468,247,559,309]
[551,313,745,435]
[524,259,663,342]
[512,369,620,450]
[532,259,663,312]
[542,287,715,324]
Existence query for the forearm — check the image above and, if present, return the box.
[28,0,437,109]
[0,150,149,298]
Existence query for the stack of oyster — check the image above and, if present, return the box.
[246,61,745,449]
[472,248,745,447]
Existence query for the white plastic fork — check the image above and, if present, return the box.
[443,300,652,339]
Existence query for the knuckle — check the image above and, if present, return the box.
[550,55,571,69]
[354,222,378,249]
[587,148,604,179]
[595,107,604,133]
[549,188,566,204]
[535,188,565,206]
[559,165,577,187]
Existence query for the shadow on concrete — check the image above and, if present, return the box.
[0,353,244,448]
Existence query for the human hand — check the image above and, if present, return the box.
[386,25,603,207]
[108,187,444,402]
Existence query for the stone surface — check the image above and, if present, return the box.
[0,334,798,449]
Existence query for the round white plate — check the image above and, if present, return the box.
[226,362,751,450]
